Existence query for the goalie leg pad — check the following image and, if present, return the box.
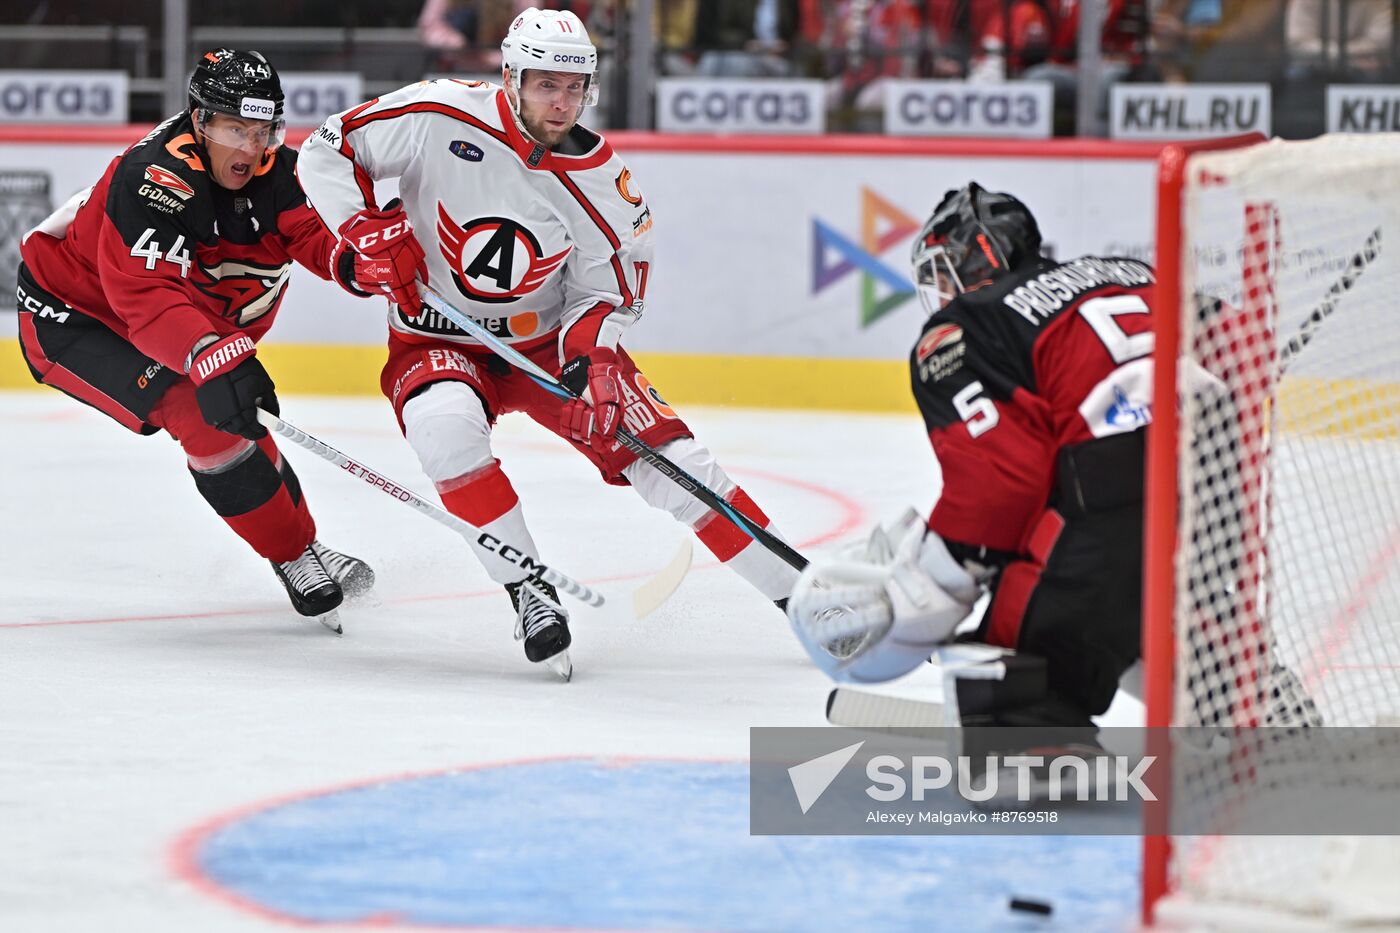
[944,647,1097,735]
[982,505,1142,719]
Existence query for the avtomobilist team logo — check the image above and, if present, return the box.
[811,187,920,327]
[437,203,571,304]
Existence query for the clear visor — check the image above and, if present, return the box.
[198,110,286,152]
[912,244,963,315]
[516,70,599,109]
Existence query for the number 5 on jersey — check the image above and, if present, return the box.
[954,381,999,437]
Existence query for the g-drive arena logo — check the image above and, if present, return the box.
[811,187,920,328]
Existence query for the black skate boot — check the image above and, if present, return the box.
[271,545,344,630]
[506,578,572,680]
[311,540,376,600]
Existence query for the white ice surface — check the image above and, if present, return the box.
[0,392,1142,932]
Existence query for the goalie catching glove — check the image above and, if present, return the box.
[333,198,428,310]
[785,512,981,683]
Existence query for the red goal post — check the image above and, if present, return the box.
[1142,132,1265,925]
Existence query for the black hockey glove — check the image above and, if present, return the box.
[189,333,279,439]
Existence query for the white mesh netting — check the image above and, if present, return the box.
[1161,135,1400,926]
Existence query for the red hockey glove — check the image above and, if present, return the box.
[333,198,428,310]
[559,347,623,454]
[189,333,278,439]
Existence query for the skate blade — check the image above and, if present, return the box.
[543,650,572,682]
[316,610,343,635]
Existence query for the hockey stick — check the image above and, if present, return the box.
[418,284,810,573]
[1279,226,1381,369]
[257,410,604,608]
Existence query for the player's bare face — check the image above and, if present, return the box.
[516,70,587,148]
[198,114,274,190]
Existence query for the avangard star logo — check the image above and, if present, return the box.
[436,202,570,304]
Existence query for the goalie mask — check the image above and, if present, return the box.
[910,183,1042,315]
[188,48,286,151]
[500,9,599,134]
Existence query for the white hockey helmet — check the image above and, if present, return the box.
[501,9,599,110]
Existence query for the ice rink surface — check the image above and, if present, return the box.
[1,391,1141,932]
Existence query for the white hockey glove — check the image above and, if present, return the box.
[785,514,981,683]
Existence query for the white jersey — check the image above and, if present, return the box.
[297,79,652,362]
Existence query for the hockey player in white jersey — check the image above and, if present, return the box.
[298,8,800,677]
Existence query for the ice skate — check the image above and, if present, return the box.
[506,578,572,681]
[271,545,344,633]
[311,539,376,601]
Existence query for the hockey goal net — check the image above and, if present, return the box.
[1143,134,1400,928]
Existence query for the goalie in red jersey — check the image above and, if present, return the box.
[789,183,1155,729]
[15,49,372,620]
[789,184,1322,733]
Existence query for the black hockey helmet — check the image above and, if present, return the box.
[911,182,1042,314]
[188,49,285,146]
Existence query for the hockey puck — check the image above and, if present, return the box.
[1009,897,1053,916]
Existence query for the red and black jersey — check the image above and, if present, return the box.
[911,254,1155,553]
[20,111,336,372]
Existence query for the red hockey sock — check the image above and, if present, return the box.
[437,460,543,585]
[694,487,799,601]
[694,487,771,561]
[437,459,520,525]
[187,436,315,564]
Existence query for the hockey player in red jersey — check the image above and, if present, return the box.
[298,8,799,676]
[789,183,1155,728]
[16,49,373,620]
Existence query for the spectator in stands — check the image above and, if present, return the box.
[1272,0,1392,137]
[419,0,518,71]
[1017,0,1151,134]
[580,0,698,75]
[654,0,701,75]
[694,0,799,77]
[925,0,1053,82]
[822,0,924,109]
[419,0,480,51]
[1158,0,1284,82]
[1286,0,1393,79]
[1151,0,1224,82]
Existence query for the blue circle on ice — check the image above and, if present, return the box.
[195,758,1139,930]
